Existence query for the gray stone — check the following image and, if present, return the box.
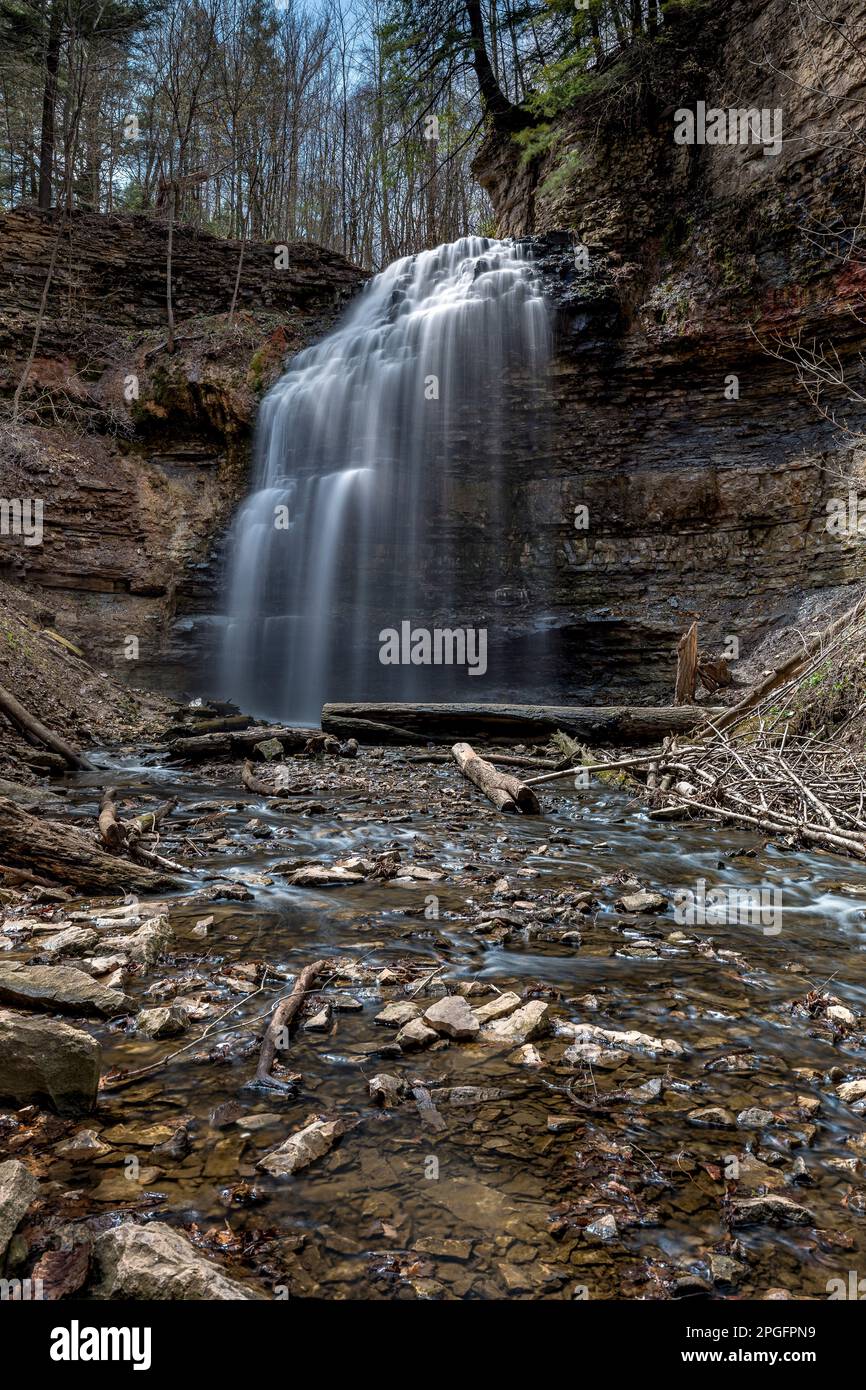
[687,1107,736,1128]
[563,1022,684,1059]
[254,738,284,761]
[55,1128,111,1160]
[837,1078,866,1104]
[368,1073,406,1106]
[38,926,99,958]
[615,890,667,913]
[481,1000,549,1045]
[472,991,521,1024]
[375,1001,421,1028]
[736,1107,775,1128]
[257,1118,346,1176]
[423,995,480,1040]
[102,914,173,967]
[0,962,133,1017]
[396,1018,438,1051]
[136,1005,189,1039]
[0,1009,101,1114]
[0,1159,39,1259]
[730,1195,814,1228]
[94,1221,262,1299]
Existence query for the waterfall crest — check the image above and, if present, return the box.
[220,236,552,724]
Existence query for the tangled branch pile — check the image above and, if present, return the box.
[639,592,866,859]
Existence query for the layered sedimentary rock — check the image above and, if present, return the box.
[0,209,366,689]
[468,0,866,698]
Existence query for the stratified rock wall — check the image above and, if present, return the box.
[469,0,866,698]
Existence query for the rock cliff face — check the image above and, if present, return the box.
[0,209,366,693]
[470,0,866,700]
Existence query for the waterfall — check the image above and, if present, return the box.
[219,236,552,725]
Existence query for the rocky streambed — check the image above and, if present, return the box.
[2,742,866,1301]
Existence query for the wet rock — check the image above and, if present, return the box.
[368,1073,406,1107]
[414,1236,472,1260]
[235,1112,281,1132]
[375,1001,420,1028]
[152,1126,191,1161]
[737,1107,775,1128]
[94,1221,262,1299]
[396,1018,438,1051]
[508,1044,543,1066]
[481,1000,549,1044]
[0,962,133,1017]
[423,995,480,1040]
[0,1009,101,1114]
[103,914,174,967]
[287,864,365,887]
[585,1213,618,1242]
[432,1086,508,1106]
[377,968,401,986]
[564,1042,628,1068]
[38,926,99,958]
[54,1128,111,1160]
[254,738,284,760]
[837,1078,866,1105]
[704,1253,746,1288]
[564,1023,684,1059]
[472,991,521,1024]
[826,1005,857,1026]
[547,1115,580,1132]
[136,1004,189,1039]
[615,890,666,914]
[687,1107,736,1128]
[257,1116,352,1176]
[729,1194,814,1228]
[624,1076,664,1103]
[304,1006,332,1031]
[0,1159,39,1258]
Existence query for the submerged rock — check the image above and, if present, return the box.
[94,1221,262,1299]
[0,1158,39,1258]
[0,962,133,1017]
[368,1073,406,1107]
[564,1023,684,1059]
[729,1194,814,1228]
[0,1009,101,1114]
[257,1117,351,1176]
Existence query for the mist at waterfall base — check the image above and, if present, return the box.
[219,237,554,726]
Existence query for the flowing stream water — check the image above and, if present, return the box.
[219,237,552,724]
[21,751,866,1301]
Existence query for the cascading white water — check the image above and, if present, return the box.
[220,236,552,724]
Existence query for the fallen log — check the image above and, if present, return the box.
[320,715,428,745]
[322,702,719,746]
[124,797,178,845]
[0,682,93,770]
[98,788,124,853]
[0,797,181,892]
[167,724,314,762]
[252,959,328,1091]
[452,742,541,814]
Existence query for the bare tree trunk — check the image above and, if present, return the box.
[38,0,63,211]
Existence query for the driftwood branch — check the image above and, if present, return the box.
[451,742,541,814]
[252,959,328,1091]
[0,683,93,770]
